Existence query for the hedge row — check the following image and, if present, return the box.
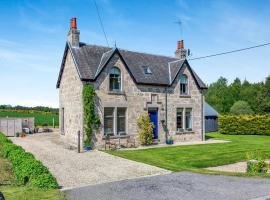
[0,133,58,188]
[219,115,270,135]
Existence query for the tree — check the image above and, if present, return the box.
[205,77,231,114]
[256,75,270,113]
[230,100,254,115]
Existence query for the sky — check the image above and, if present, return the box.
[0,0,270,107]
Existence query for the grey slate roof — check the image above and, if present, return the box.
[204,102,219,117]
[56,42,208,89]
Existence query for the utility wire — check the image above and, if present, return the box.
[188,42,270,61]
[93,0,110,47]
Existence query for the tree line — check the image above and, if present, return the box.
[0,105,58,114]
[205,75,270,115]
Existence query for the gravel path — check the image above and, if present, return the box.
[10,132,170,189]
[207,162,247,173]
[65,172,270,200]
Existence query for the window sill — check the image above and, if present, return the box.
[176,130,194,135]
[102,134,129,139]
[179,95,191,98]
[107,91,125,95]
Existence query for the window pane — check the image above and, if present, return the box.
[176,108,183,131]
[117,108,126,135]
[185,108,192,130]
[180,75,188,95]
[109,67,121,91]
[104,108,114,135]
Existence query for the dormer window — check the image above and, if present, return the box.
[109,67,121,91]
[142,65,152,74]
[180,74,188,95]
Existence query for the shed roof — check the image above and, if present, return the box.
[204,102,219,117]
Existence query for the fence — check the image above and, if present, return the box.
[0,118,34,137]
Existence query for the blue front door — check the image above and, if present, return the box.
[148,109,158,139]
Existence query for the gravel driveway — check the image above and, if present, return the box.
[10,132,170,189]
[65,172,270,200]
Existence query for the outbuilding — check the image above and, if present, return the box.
[204,102,218,132]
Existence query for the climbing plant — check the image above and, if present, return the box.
[83,83,100,147]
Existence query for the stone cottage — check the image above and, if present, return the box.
[57,18,208,149]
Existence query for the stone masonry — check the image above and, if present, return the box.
[59,50,84,147]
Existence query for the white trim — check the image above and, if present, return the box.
[95,49,115,78]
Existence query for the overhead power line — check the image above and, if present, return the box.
[93,0,110,47]
[188,42,270,61]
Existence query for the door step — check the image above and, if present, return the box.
[152,139,160,145]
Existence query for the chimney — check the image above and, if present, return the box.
[175,40,187,59]
[68,17,80,48]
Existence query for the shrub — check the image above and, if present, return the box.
[246,151,268,174]
[230,101,254,115]
[31,173,58,189]
[137,113,154,145]
[0,133,58,188]
[219,115,270,135]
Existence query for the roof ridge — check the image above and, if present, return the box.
[81,42,178,60]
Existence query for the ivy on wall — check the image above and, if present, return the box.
[83,83,100,147]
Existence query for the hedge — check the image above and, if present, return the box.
[0,133,58,188]
[219,115,270,135]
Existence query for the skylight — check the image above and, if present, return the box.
[142,66,152,74]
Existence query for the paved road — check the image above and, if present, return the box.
[65,172,270,200]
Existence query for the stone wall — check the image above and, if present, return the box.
[93,54,203,148]
[59,50,84,147]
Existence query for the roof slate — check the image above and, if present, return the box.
[56,42,207,89]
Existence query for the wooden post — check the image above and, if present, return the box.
[53,118,55,128]
[78,131,80,153]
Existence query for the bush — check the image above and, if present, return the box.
[230,101,254,115]
[137,113,154,145]
[31,173,58,189]
[246,151,268,174]
[0,133,58,188]
[219,115,270,135]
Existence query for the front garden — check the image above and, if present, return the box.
[0,133,66,200]
[108,132,270,176]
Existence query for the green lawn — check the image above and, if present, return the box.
[0,110,59,127]
[108,133,270,173]
[0,155,66,200]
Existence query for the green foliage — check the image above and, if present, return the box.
[219,115,270,135]
[230,101,254,115]
[246,151,268,174]
[83,83,100,147]
[137,113,154,145]
[205,76,269,115]
[0,133,58,188]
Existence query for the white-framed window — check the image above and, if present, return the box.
[104,107,126,136]
[176,108,183,132]
[176,108,193,132]
[109,67,121,91]
[180,74,188,95]
[185,108,192,130]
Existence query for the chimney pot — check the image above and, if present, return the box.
[70,18,77,30]
[177,40,184,49]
